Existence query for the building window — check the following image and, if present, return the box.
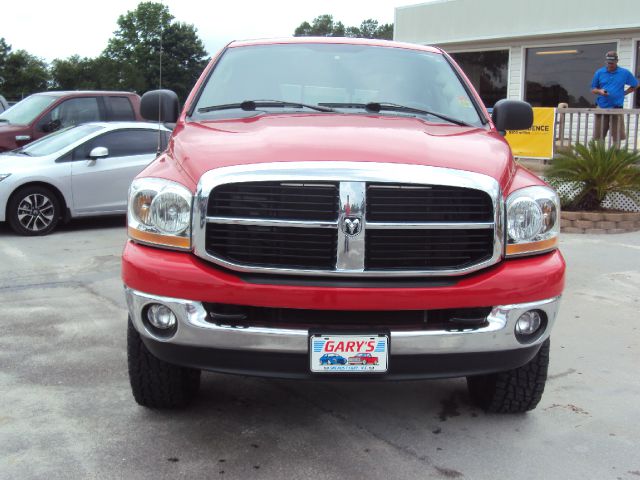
[525,43,616,107]
[450,50,508,108]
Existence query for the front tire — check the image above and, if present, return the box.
[8,185,61,236]
[466,339,550,413]
[127,318,201,409]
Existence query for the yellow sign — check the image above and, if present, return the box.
[505,107,555,159]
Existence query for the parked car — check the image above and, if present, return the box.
[0,91,142,152]
[123,37,564,414]
[319,354,348,366]
[0,122,170,235]
[348,353,379,365]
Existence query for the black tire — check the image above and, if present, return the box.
[8,185,60,236]
[466,338,550,413]
[127,317,201,409]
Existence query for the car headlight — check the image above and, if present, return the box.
[505,186,559,256]
[128,178,192,250]
[0,174,11,182]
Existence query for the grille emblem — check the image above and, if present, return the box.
[342,217,362,236]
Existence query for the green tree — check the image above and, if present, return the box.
[103,1,208,100]
[294,15,346,37]
[51,55,101,90]
[294,15,393,39]
[1,49,50,99]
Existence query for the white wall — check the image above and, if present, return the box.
[395,0,640,46]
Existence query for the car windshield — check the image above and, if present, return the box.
[0,95,57,125]
[193,43,482,126]
[19,124,104,157]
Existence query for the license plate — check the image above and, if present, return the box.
[310,334,388,373]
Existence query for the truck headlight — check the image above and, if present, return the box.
[128,178,192,250]
[505,186,559,256]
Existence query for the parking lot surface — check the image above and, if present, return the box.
[1,217,639,480]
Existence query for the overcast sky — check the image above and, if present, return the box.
[2,0,420,63]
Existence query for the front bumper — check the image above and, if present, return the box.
[125,287,560,379]
[123,241,564,379]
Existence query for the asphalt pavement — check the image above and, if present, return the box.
[1,216,639,480]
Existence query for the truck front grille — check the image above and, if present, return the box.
[366,183,493,222]
[203,303,493,331]
[205,224,337,269]
[195,163,501,277]
[366,229,494,270]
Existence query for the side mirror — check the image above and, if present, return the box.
[89,146,109,160]
[491,99,533,134]
[41,119,61,133]
[140,89,180,123]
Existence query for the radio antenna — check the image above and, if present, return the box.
[156,0,164,156]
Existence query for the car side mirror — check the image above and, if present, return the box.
[141,89,180,123]
[89,146,109,160]
[41,119,61,133]
[491,100,533,135]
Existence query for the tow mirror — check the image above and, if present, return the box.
[491,100,533,134]
[141,90,180,123]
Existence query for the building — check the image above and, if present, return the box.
[394,0,640,109]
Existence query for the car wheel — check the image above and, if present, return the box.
[466,338,550,413]
[8,186,60,236]
[127,317,201,409]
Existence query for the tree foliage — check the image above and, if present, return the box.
[294,15,393,40]
[0,39,50,99]
[1,2,208,101]
[103,1,208,100]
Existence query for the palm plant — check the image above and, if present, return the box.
[547,140,640,211]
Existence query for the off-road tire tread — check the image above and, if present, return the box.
[467,339,550,413]
[127,318,201,409]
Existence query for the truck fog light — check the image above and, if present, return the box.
[147,304,177,330]
[515,310,542,336]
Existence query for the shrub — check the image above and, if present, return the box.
[547,141,640,211]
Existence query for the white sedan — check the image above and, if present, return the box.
[0,122,171,235]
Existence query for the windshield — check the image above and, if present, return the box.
[0,95,57,125]
[193,43,482,126]
[19,124,104,157]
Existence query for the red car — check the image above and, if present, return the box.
[348,354,379,366]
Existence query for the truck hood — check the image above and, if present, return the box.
[170,114,515,187]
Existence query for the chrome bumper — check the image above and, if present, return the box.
[125,287,560,355]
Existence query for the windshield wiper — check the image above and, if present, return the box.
[0,118,9,123]
[319,102,471,126]
[198,100,335,114]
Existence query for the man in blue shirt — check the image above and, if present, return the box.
[591,51,638,144]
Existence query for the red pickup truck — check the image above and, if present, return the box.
[123,38,564,413]
[0,91,142,152]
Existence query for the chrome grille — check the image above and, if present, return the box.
[195,162,503,277]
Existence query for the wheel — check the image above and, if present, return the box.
[127,317,201,408]
[8,186,60,236]
[466,338,550,413]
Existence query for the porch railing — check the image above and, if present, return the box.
[555,107,640,153]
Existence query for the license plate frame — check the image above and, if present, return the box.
[309,333,389,374]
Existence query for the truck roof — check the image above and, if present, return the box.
[227,36,442,54]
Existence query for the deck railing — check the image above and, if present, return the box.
[555,107,640,153]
